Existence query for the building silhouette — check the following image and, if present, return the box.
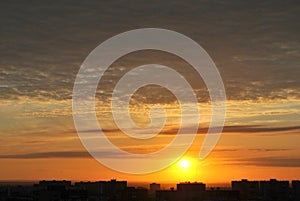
[260,179,290,201]
[75,179,127,201]
[1,178,300,201]
[232,179,259,201]
[292,180,300,201]
[34,180,87,201]
[149,183,160,196]
[121,187,148,201]
[149,183,161,201]
[204,188,240,201]
[177,182,205,192]
[156,182,239,201]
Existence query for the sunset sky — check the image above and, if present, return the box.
[0,0,300,184]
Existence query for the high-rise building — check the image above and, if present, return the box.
[232,179,259,201]
[75,179,127,201]
[149,183,161,196]
[292,180,300,201]
[260,179,289,201]
[122,187,148,201]
[177,182,206,192]
[35,180,87,201]
[204,188,240,201]
[156,181,239,201]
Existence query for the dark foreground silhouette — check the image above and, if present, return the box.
[0,178,299,201]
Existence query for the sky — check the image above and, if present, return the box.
[0,0,300,184]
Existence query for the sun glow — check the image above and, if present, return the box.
[179,159,190,169]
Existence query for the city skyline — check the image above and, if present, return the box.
[0,178,300,201]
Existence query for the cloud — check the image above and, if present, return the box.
[247,148,293,152]
[212,148,294,153]
[158,125,300,135]
[220,125,300,133]
[227,157,300,168]
[0,0,300,103]
[0,151,90,159]
[2,150,299,169]
[0,150,130,159]
[0,149,167,159]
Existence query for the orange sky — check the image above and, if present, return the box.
[0,99,299,183]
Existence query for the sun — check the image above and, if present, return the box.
[173,158,196,181]
[179,159,190,169]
